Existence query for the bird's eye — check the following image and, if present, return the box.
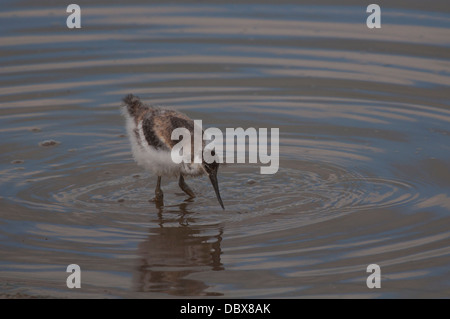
[211,150,216,156]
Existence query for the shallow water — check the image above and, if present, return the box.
[1,1,450,298]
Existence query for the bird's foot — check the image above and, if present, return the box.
[182,188,196,199]
[150,191,164,205]
[179,176,196,198]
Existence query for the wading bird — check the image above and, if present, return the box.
[122,94,224,209]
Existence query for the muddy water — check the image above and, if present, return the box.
[1,1,450,298]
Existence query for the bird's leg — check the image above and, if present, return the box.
[152,176,164,203]
[178,174,196,198]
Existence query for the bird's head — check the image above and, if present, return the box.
[202,150,224,209]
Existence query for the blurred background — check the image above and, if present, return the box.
[0,0,449,298]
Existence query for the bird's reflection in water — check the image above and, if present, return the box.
[133,201,224,296]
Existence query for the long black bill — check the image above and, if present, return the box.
[208,173,225,209]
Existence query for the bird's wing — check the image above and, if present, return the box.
[143,110,196,150]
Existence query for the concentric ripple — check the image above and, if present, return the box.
[7,160,420,233]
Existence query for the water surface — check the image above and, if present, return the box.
[1,1,450,298]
